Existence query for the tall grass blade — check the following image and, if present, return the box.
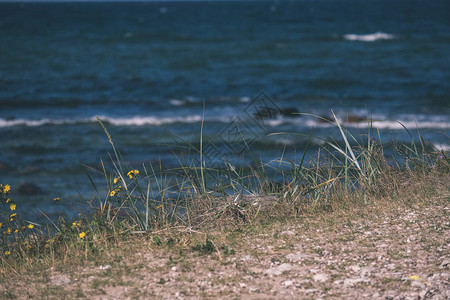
[331,110,362,172]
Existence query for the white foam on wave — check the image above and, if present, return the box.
[95,115,204,126]
[0,115,205,128]
[264,116,450,130]
[169,96,252,106]
[239,96,251,103]
[343,32,395,42]
[266,119,285,127]
[169,99,186,106]
[0,117,95,127]
[344,120,450,130]
[1,114,448,131]
[433,143,450,152]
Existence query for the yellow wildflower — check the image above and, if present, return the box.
[10,213,16,221]
[14,229,19,233]
[27,224,34,229]
[110,190,116,197]
[127,170,139,179]
[72,220,81,227]
[3,184,10,193]
[10,203,16,211]
[53,197,61,202]
[4,251,10,256]
[6,228,12,235]
[79,232,86,239]
[6,198,11,203]
[113,177,118,184]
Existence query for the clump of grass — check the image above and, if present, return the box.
[183,112,448,227]
[82,113,450,232]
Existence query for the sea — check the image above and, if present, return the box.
[0,0,449,218]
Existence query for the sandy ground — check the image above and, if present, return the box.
[2,196,449,299]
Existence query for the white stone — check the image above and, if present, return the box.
[313,273,329,282]
[343,278,370,286]
[411,280,426,289]
[281,230,296,235]
[264,263,294,276]
[99,265,111,270]
[286,252,310,263]
[283,280,294,287]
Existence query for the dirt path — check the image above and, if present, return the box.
[3,197,449,299]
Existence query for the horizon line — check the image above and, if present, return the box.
[0,0,277,3]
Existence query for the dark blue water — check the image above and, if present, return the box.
[1,0,449,216]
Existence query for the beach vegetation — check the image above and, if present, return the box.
[0,112,448,281]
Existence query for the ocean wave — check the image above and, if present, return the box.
[169,96,251,107]
[343,32,395,42]
[0,117,95,127]
[169,99,188,106]
[97,115,203,126]
[1,114,449,131]
[0,115,205,128]
[266,116,450,130]
[344,120,450,130]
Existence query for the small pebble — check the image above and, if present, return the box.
[99,265,111,270]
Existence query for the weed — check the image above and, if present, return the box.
[192,238,215,255]
[153,236,162,246]
[221,245,236,255]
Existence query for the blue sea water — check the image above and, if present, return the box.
[0,0,449,217]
